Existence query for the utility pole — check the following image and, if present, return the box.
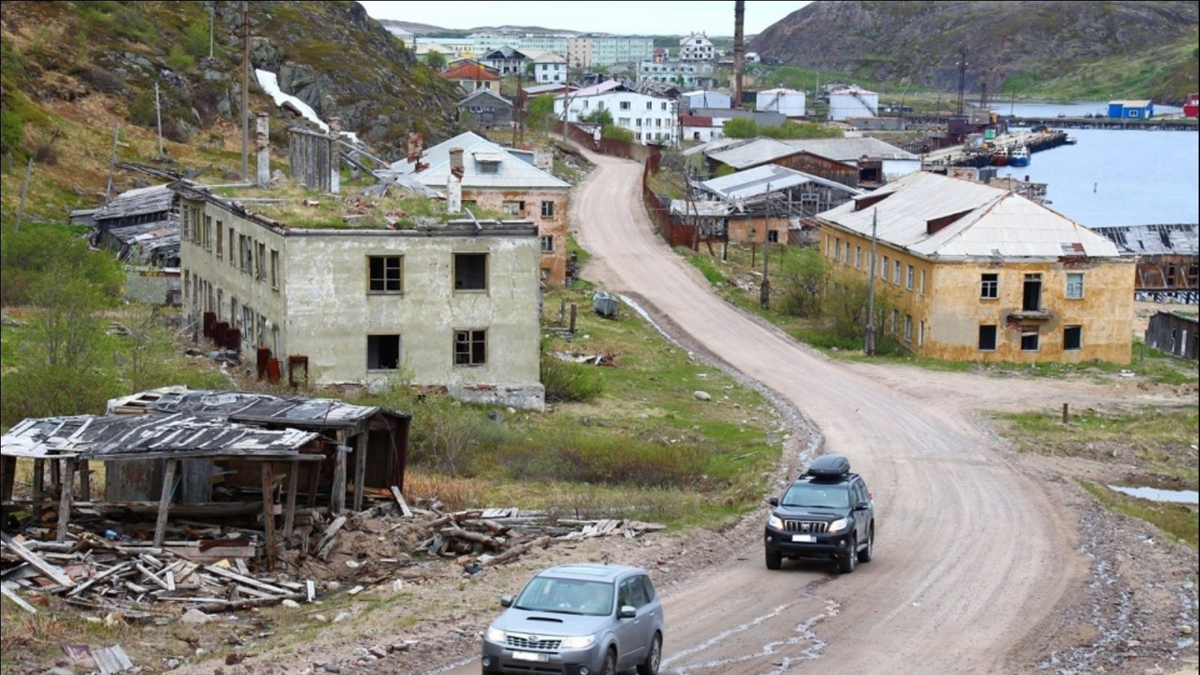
[733,0,745,109]
[155,81,164,157]
[15,157,33,232]
[513,67,522,146]
[209,4,215,58]
[955,47,968,118]
[759,183,771,309]
[240,1,249,180]
[865,208,879,356]
[104,124,120,205]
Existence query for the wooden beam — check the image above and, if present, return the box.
[0,534,75,587]
[306,459,322,507]
[390,485,412,517]
[316,515,346,560]
[78,460,90,502]
[32,458,45,519]
[261,462,277,571]
[56,458,75,543]
[153,459,178,547]
[1,456,17,502]
[1,585,37,614]
[353,432,368,512]
[283,460,299,539]
[331,437,348,515]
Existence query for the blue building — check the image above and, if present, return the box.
[1107,99,1154,119]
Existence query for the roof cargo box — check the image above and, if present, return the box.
[806,454,850,478]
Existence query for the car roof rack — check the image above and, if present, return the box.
[802,454,850,479]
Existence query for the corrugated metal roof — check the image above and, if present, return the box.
[781,138,918,162]
[670,200,733,217]
[456,88,512,108]
[706,138,800,169]
[1090,223,1199,255]
[558,80,626,98]
[531,52,566,63]
[701,164,865,201]
[106,386,406,427]
[93,185,175,221]
[387,132,568,190]
[682,137,747,157]
[818,171,1124,260]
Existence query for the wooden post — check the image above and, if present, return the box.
[153,459,179,547]
[332,436,348,515]
[261,462,277,570]
[32,458,45,519]
[78,460,90,502]
[569,303,577,335]
[307,459,322,507]
[1062,403,1069,425]
[1,456,16,503]
[56,459,76,543]
[283,460,299,538]
[353,433,368,512]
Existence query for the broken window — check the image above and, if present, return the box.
[257,242,267,282]
[477,160,499,175]
[920,269,926,295]
[882,256,889,279]
[893,260,902,285]
[229,228,236,267]
[891,309,899,334]
[216,221,223,259]
[835,239,842,261]
[1063,325,1082,351]
[904,314,913,342]
[906,265,914,290]
[367,334,401,370]
[368,256,402,293]
[454,329,487,366]
[1021,327,1040,351]
[204,215,213,250]
[1023,274,1042,311]
[454,253,488,291]
[1065,273,1084,299]
[978,325,997,351]
[980,273,999,299]
[502,200,525,216]
[768,230,779,244]
[919,320,925,347]
[855,246,862,269]
[540,235,554,253]
[270,249,280,289]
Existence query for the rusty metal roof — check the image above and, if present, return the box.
[93,185,176,221]
[106,386,408,429]
[1089,223,1199,256]
[2,413,320,461]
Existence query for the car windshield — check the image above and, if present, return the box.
[782,483,850,508]
[515,577,614,616]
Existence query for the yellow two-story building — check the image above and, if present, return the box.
[816,172,1136,364]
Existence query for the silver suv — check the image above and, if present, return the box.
[481,563,664,675]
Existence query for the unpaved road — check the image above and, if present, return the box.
[452,150,1090,675]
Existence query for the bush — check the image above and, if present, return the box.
[182,18,210,58]
[600,124,633,143]
[541,356,605,402]
[166,46,194,72]
[126,90,157,127]
[777,248,826,317]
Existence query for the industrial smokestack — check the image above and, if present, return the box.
[255,111,270,186]
[733,0,745,109]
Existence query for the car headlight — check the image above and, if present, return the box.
[486,626,506,643]
[827,517,850,533]
[767,514,784,529]
[562,635,596,650]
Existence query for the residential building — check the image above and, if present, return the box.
[173,182,546,410]
[1145,311,1198,360]
[441,60,501,95]
[457,89,515,130]
[679,32,715,61]
[1107,100,1155,119]
[828,88,879,121]
[472,32,571,58]
[415,37,474,59]
[566,35,654,68]
[532,52,568,83]
[745,51,761,63]
[637,60,716,90]
[481,46,528,76]
[390,132,571,286]
[652,47,668,64]
[816,171,1135,364]
[756,88,806,117]
[703,137,919,186]
[554,81,679,145]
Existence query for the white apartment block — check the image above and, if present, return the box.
[637,61,716,90]
[555,87,678,145]
[679,33,715,62]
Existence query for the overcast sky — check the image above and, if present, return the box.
[359,1,812,36]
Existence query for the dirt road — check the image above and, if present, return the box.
[558,151,1085,673]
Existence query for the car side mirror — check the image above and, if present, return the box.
[500,595,514,608]
[618,605,636,619]
[768,496,779,507]
[854,501,871,511]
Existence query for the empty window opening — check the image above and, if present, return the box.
[979,325,997,351]
[368,335,401,370]
[454,329,487,365]
[1023,274,1042,311]
[1064,325,1082,351]
[1021,328,1040,351]
[369,256,402,293]
[455,253,488,291]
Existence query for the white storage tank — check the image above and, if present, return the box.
[756,88,806,117]
[828,88,879,121]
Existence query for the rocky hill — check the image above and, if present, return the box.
[750,1,1199,102]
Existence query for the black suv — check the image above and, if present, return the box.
[763,454,875,573]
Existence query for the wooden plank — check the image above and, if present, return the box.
[1,585,37,614]
[2,456,18,502]
[78,460,90,502]
[284,460,299,538]
[32,458,45,519]
[316,516,346,560]
[261,462,277,571]
[153,459,178,547]
[201,564,289,596]
[0,534,74,587]
[67,562,131,597]
[332,437,348,515]
[390,486,412,517]
[56,458,76,543]
[134,563,171,590]
[306,579,316,602]
[306,459,321,507]
[353,433,368,512]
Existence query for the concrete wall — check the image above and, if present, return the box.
[464,187,569,286]
[821,224,1135,364]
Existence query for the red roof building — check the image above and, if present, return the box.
[442,61,501,96]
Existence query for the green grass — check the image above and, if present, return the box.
[1080,480,1199,551]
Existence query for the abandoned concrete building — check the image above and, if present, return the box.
[172,181,546,410]
[387,132,571,286]
[1090,223,1199,303]
[816,171,1136,364]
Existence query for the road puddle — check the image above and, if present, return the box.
[1107,485,1199,505]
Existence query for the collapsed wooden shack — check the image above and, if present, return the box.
[1,387,410,570]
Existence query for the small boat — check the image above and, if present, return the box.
[1064,134,1078,145]
[991,146,1010,166]
[592,291,619,319]
[1008,145,1030,167]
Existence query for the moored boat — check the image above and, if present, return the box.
[1009,145,1030,167]
[991,146,1010,166]
[1064,133,1078,144]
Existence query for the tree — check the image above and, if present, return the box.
[581,108,613,126]
[601,124,633,142]
[777,248,826,318]
[424,51,447,71]
[722,117,758,138]
[526,94,556,131]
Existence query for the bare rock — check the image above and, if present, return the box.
[693,391,712,401]
[181,609,213,625]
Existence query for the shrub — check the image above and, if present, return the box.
[166,46,194,72]
[126,90,157,127]
[540,356,605,402]
[601,124,633,142]
[182,18,210,58]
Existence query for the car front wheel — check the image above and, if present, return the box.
[638,633,662,675]
[858,523,874,563]
[765,549,782,570]
[600,648,617,675]
[838,536,857,574]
